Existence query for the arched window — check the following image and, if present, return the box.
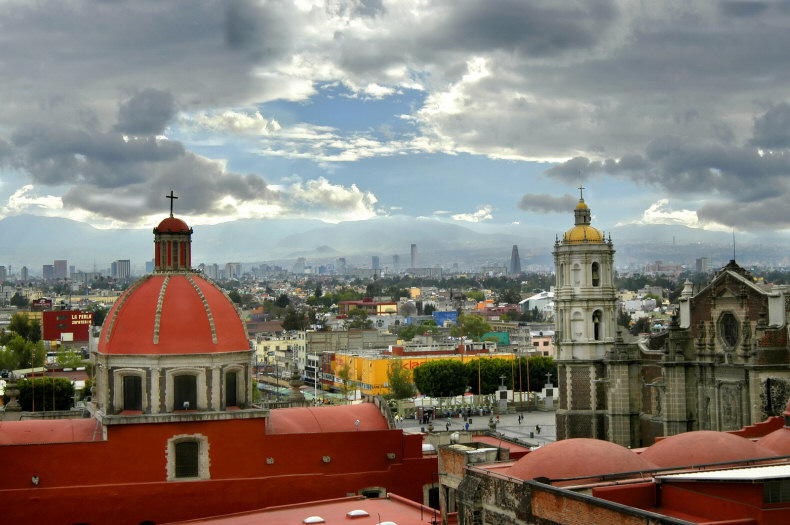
[592,310,602,341]
[226,371,238,408]
[591,262,600,287]
[174,374,197,411]
[123,375,142,411]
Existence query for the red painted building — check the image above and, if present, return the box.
[41,310,92,342]
[0,208,437,524]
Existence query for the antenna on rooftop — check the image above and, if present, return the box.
[732,228,736,261]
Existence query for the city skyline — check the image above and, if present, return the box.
[2,2,790,267]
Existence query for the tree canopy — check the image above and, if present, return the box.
[412,360,468,397]
[386,363,416,400]
[450,314,492,341]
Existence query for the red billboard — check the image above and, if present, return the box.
[42,310,92,342]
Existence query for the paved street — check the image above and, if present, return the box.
[398,409,557,445]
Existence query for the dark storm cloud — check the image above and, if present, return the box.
[437,0,617,57]
[354,0,385,17]
[751,103,790,150]
[517,193,577,214]
[115,89,177,136]
[544,155,647,184]
[719,1,770,17]
[224,0,295,61]
[60,152,279,222]
[11,123,184,187]
[697,197,790,231]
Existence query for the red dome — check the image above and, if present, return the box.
[268,404,389,434]
[641,431,774,468]
[507,438,655,482]
[758,428,790,456]
[156,216,190,233]
[98,273,248,355]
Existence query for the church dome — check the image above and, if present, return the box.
[641,431,774,468]
[155,216,190,233]
[563,225,604,244]
[507,438,655,483]
[758,428,790,456]
[98,273,248,355]
[561,191,605,245]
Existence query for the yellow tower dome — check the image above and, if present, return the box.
[563,187,604,244]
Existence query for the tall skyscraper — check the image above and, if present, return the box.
[43,264,55,280]
[116,259,131,280]
[410,244,418,268]
[54,259,68,279]
[510,245,521,275]
[392,254,400,273]
[20,266,28,282]
[371,256,380,270]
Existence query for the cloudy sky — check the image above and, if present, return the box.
[2,0,790,249]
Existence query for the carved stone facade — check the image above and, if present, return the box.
[554,198,790,448]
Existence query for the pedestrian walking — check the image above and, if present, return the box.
[446,422,450,431]
[465,422,469,431]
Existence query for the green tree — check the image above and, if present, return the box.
[465,358,512,395]
[630,317,652,336]
[56,348,84,368]
[275,293,291,308]
[314,284,323,298]
[617,308,632,329]
[337,362,351,396]
[227,289,242,305]
[500,288,521,304]
[398,320,440,341]
[9,293,28,307]
[412,360,468,397]
[346,308,373,329]
[465,290,485,302]
[450,315,492,341]
[7,313,36,341]
[386,363,416,400]
[6,335,45,369]
[516,355,558,392]
[3,377,75,411]
[282,306,307,331]
[89,305,107,327]
[423,304,436,315]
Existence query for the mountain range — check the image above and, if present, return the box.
[0,214,786,276]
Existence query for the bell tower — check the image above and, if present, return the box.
[553,188,618,441]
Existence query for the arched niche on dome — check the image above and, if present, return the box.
[112,368,147,413]
[166,368,208,412]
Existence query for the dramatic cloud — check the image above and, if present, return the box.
[182,110,281,135]
[517,193,577,214]
[115,89,178,136]
[452,205,494,223]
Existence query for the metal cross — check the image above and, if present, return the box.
[166,190,178,216]
[546,372,552,385]
[578,185,584,199]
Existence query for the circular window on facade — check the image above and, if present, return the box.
[719,312,739,349]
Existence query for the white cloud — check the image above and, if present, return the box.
[182,110,281,135]
[618,199,730,232]
[285,177,378,223]
[452,204,494,223]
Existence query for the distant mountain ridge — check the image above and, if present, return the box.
[0,214,785,275]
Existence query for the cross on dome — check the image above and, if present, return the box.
[166,190,178,217]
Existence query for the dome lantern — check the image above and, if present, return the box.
[153,190,193,271]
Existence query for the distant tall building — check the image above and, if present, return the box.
[696,257,711,272]
[293,258,306,275]
[54,259,68,279]
[43,264,55,280]
[116,259,131,280]
[0,266,6,282]
[207,264,219,280]
[225,262,242,279]
[410,244,418,268]
[392,254,400,273]
[372,256,380,270]
[145,259,155,274]
[510,245,521,275]
[19,266,28,282]
[337,257,346,275]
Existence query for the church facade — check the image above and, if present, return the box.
[554,194,790,448]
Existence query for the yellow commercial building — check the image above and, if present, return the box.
[330,352,517,396]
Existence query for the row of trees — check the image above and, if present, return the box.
[389,355,557,399]
[2,377,75,411]
[0,314,46,371]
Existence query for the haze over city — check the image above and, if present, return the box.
[2,1,790,271]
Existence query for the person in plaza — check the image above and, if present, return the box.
[536,424,541,434]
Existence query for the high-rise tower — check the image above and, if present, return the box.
[553,189,618,442]
[410,244,418,268]
[510,245,521,275]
